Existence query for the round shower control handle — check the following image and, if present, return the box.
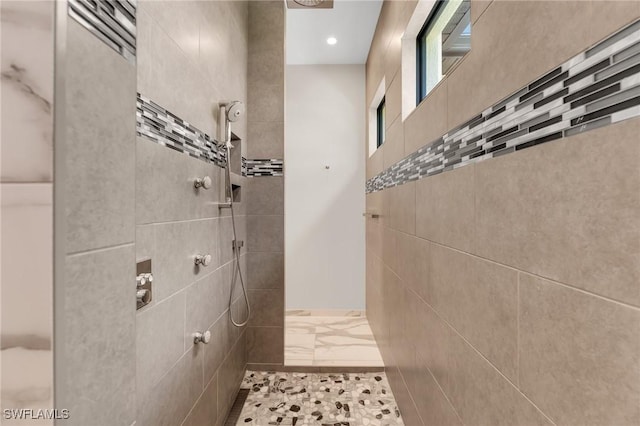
[195,254,212,267]
[194,176,212,189]
[137,289,150,304]
[193,330,211,344]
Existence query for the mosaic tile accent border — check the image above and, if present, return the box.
[68,0,136,63]
[136,93,227,167]
[366,19,640,193]
[244,158,284,177]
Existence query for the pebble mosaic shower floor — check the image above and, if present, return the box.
[237,371,405,425]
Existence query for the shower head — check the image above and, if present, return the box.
[226,101,244,123]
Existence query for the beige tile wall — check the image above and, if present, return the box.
[57,18,137,425]
[246,0,286,367]
[365,1,640,425]
[59,1,283,424]
[134,2,250,425]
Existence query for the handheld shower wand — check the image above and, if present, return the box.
[220,101,250,328]
[222,101,244,148]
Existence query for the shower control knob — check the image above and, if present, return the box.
[194,176,212,189]
[137,289,150,304]
[194,254,212,267]
[136,273,153,287]
[193,330,211,344]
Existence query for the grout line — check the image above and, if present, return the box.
[0,180,53,185]
[66,241,134,257]
[391,229,640,311]
[516,271,521,389]
[415,352,465,426]
[473,0,494,24]
[404,285,557,425]
[138,215,233,227]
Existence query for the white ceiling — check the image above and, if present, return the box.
[286,0,383,64]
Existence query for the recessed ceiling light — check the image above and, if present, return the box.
[327,37,337,45]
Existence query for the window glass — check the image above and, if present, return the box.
[417,0,471,102]
[376,97,386,148]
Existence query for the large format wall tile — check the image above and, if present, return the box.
[182,373,218,426]
[136,138,223,225]
[366,250,385,337]
[138,1,200,65]
[248,47,284,88]
[367,147,384,180]
[136,9,217,138]
[385,73,402,127]
[203,314,230,384]
[136,292,186,399]
[471,0,492,24]
[429,245,518,382]
[247,326,284,364]
[247,121,284,158]
[246,177,284,215]
[405,292,454,393]
[247,83,284,123]
[248,289,284,327]
[386,366,424,426]
[61,245,136,425]
[367,2,640,425]
[218,332,247,421]
[382,226,398,274]
[412,355,463,426]
[396,233,429,300]
[65,20,135,253]
[245,0,285,366]
[198,1,248,139]
[476,118,640,305]
[447,0,591,129]
[185,267,229,349]
[447,333,552,426]
[383,1,413,85]
[247,215,284,252]
[383,116,405,170]
[247,252,284,289]
[389,181,415,234]
[519,273,640,426]
[404,80,448,157]
[137,348,203,426]
[416,164,476,253]
[152,219,221,303]
[248,1,284,55]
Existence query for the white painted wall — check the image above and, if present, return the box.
[285,64,366,310]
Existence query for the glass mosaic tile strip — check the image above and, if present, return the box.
[68,0,136,63]
[136,93,227,167]
[366,19,640,194]
[244,159,284,177]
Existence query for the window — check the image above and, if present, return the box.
[376,97,386,148]
[417,0,471,103]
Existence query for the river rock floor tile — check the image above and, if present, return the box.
[237,370,405,425]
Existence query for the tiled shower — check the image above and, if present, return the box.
[1,0,639,425]
[2,0,285,424]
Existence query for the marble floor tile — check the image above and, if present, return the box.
[238,371,404,425]
[287,309,365,317]
[285,315,384,367]
[285,334,316,361]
